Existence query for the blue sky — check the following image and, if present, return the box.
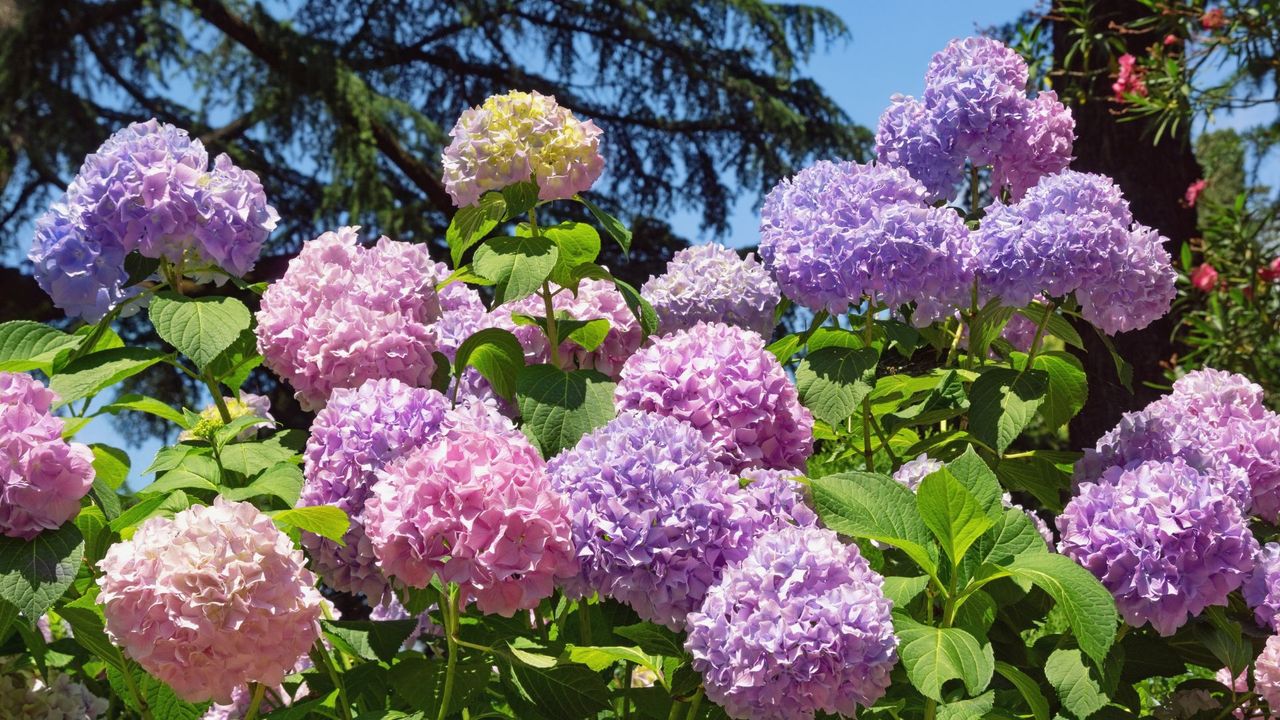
[52,1,1279,486]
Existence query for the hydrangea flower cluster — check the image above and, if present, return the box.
[758,160,977,323]
[0,672,108,720]
[891,454,1053,547]
[875,37,1074,202]
[1246,543,1280,633]
[364,416,577,616]
[29,119,277,321]
[547,411,810,630]
[298,379,452,599]
[975,171,1176,335]
[442,90,605,207]
[0,372,95,540]
[97,499,324,703]
[615,322,813,472]
[496,278,642,379]
[686,525,898,720]
[641,243,779,338]
[1056,458,1257,636]
[256,227,443,410]
[1078,368,1280,521]
[1257,635,1280,711]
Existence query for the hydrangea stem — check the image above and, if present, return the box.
[242,683,267,720]
[862,298,876,472]
[1021,301,1056,371]
[438,584,462,720]
[530,207,563,369]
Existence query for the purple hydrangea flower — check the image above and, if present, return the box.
[1057,458,1257,636]
[255,227,443,410]
[975,170,1175,335]
[1246,543,1280,632]
[874,37,1073,202]
[1078,368,1280,521]
[298,379,452,599]
[28,120,277,321]
[758,161,977,323]
[0,372,96,540]
[615,322,813,472]
[546,411,802,630]
[738,467,818,528]
[641,243,780,338]
[686,525,898,720]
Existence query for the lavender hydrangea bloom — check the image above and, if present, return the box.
[874,95,964,201]
[0,672,108,720]
[1057,458,1258,636]
[992,90,1076,201]
[546,411,798,630]
[686,525,898,720]
[641,243,780,338]
[298,379,452,599]
[975,171,1176,335]
[28,120,277,321]
[615,322,813,472]
[922,37,1030,168]
[1246,543,1280,632]
[370,594,442,644]
[738,467,818,528]
[495,278,642,379]
[1078,368,1280,521]
[758,161,977,323]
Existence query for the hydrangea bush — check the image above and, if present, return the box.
[4,34,1278,720]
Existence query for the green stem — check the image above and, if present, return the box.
[969,164,981,214]
[1020,301,1056,372]
[119,660,154,720]
[943,317,964,368]
[438,584,461,720]
[201,368,234,424]
[67,305,123,363]
[621,661,634,720]
[685,688,704,720]
[242,683,267,720]
[316,640,353,720]
[963,278,981,371]
[861,299,876,472]
[541,281,562,369]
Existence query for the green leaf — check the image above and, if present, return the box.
[1044,648,1108,720]
[1018,302,1082,349]
[545,222,602,288]
[455,327,525,399]
[611,277,658,337]
[881,369,968,435]
[501,181,540,218]
[90,443,130,491]
[794,346,878,426]
[447,192,507,266]
[937,691,994,720]
[218,430,304,476]
[98,393,190,427]
[895,616,994,701]
[391,655,490,717]
[766,335,802,363]
[917,469,995,564]
[996,456,1071,513]
[74,505,112,565]
[58,593,125,671]
[1196,609,1253,677]
[202,328,262,391]
[516,365,617,457]
[577,196,631,254]
[473,235,559,304]
[148,293,253,369]
[123,252,161,287]
[108,662,208,720]
[321,619,416,663]
[944,447,1003,517]
[882,575,931,608]
[140,455,220,496]
[50,348,165,407]
[272,505,350,544]
[1011,351,1088,430]
[994,661,1051,720]
[108,492,190,536]
[967,300,1015,361]
[220,463,304,505]
[0,321,78,372]
[0,523,84,619]
[501,655,612,719]
[561,318,611,352]
[1094,328,1134,392]
[613,622,687,658]
[566,645,663,675]
[808,472,938,576]
[1003,553,1118,666]
[968,367,1049,454]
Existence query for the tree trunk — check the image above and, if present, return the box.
[1052,0,1202,446]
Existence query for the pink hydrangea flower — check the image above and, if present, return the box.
[364,424,577,616]
[615,322,813,472]
[255,227,443,410]
[1257,635,1280,710]
[97,499,324,703]
[0,372,95,540]
[494,278,642,379]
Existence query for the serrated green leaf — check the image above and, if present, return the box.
[220,463,304,505]
[448,192,507,266]
[613,622,687,658]
[218,431,303,477]
[0,523,83,619]
[996,456,1071,513]
[501,181,540,218]
[917,469,994,564]
[968,367,1049,454]
[566,645,662,674]
[994,661,1051,720]
[545,222,602,288]
[108,661,208,719]
[50,348,165,407]
[944,447,1003,517]
[1045,648,1108,719]
[808,472,938,577]
[516,365,616,458]
[896,616,994,701]
[98,393,190,427]
[272,505,350,544]
[794,346,878,426]
[139,455,220,496]
[58,593,125,671]
[1003,553,1118,666]
[611,277,658,337]
[0,321,78,372]
[89,443,129,492]
[937,691,994,720]
[882,576,930,608]
[322,619,417,663]
[502,655,612,720]
[148,293,253,369]
[454,328,525,399]
[474,235,559,304]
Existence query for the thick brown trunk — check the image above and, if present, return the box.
[1053,0,1202,446]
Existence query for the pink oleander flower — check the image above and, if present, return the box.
[494,277,642,379]
[255,227,442,410]
[1113,54,1148,101]
[364,424,577,616]
[615,322,813,472]
[0,372,95,540]
[1192,263,1220,292]
[97,499,324,703]
[1202,8,1227,30]
[1185,179,1208,207]
[442,90,605,207]
[1261,258,1280,283]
